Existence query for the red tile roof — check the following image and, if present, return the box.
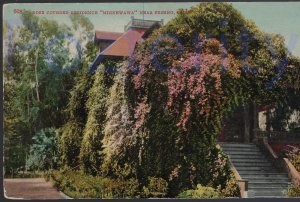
[95,30,123,41]
[100,28,145,57]
[90,29,146,71]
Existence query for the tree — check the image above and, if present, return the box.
[101,62,138,179]
[129,35,241,195]
[59,42,97,168]
[3,21,32,176]
[79,60,116,175]
[69,14,94,60]
[269,56,300,132]
[3,11,92,173]
[124,2,299,195]
[58,13,99,170]
[26,128,59,171]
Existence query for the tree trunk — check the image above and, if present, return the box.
[244,104,250,143]
[26,95,32,135]
[253,103,259,142]
[138,138,144,166]
[27,95,30,118]
[253,103,259,129]
[34,45,40,102]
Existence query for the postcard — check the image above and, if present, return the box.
[3,2,300,199]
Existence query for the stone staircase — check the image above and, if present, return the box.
[219,143,291,198]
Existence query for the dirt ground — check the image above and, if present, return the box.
[4,178,65,199]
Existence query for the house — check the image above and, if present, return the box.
[91,16,300,146]
[90,16,163,72]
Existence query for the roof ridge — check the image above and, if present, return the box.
[95,30,123,34]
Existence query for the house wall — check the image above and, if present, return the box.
[95,40,115,52]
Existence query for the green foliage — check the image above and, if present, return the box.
[127,2,298,197]
[3,10,92,173]
[59,121,84,168]
[178,184,223,199]
[128,4,249,195]
[12,171,44,178]
[270,88,300,132]
[160,2,293,106]
[59,43,97,168]
[165,3,246,54]
[3,128,27,177]
[70,14,93,34]
[101,62,137,178]
[286,145,300,172]
[46,169,140,198]
[220,176,240,197]
[286,179,300,197]
[4,3,300,199]
[80,64,115,175]
[47,170,168,199]
[26,128,59,170]
[269,57,300,132]
[3,76,28,176]
[142,177,168,198]
[166,145,239,197]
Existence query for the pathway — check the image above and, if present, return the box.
[4,178,65,199]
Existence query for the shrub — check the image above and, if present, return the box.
[80,66,114,175]
[220,177,240,197]
[285,145,300,172]
[283,145,300,198]
[123,178,140,198]
[178,184,223,199]
[26,128,59,171]
[8,171,44,178]
[167,145,240,197]
[46,169,140,198]
[286,179,300,197]
[142,177,168,198]
[203,145,240,197]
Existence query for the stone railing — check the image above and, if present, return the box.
[255,131,300,188]
[254,129,300,143]
[283,157,300,186]
[229,161,248,198]
[124,17,163,31]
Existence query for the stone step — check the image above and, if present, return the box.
[232,162,272,167]
[238,170,278,174]
[228,157,268,162]
[236,167,275,171]
[231,159,269,163]
[219,143,256,148]
[220,143,291,198]
[251,190,286,197]
[221,147,261,152]
[220,147,259,151]
[253,196,286,198]
[248,182,291,188]
[248,190,286,198]
[235,166,275,172]
[227,153,266,158]
[220,144,258,148]
[250,187,288,192]
[243,177,290,183]
[229,157,268,161]
[224,151,264,155]
[238,172,288,176]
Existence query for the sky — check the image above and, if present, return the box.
[3,2,300,57]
